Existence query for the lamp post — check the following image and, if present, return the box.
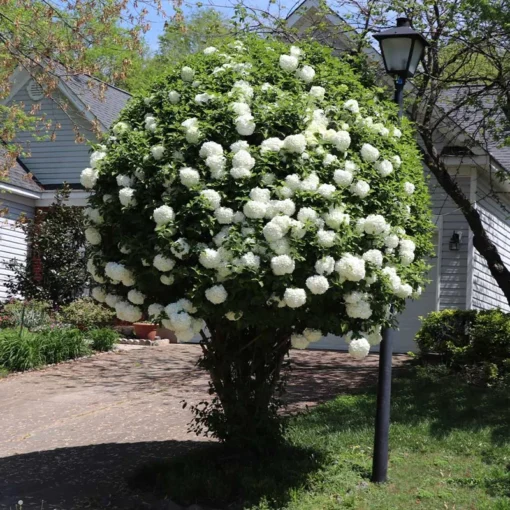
[371,18,429,484]
[374,17,429,118]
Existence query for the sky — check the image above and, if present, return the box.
[138,0,296,51]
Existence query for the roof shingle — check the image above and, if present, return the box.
[1,148,43,192]
[438,87,510,172]
[60,73,131,130]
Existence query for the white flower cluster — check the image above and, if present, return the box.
[153,205,175,226]
[399,239,416,266]
[115,300,142,323]
[200,141,226,179]
[182,117,201,144]
[231,149,255,179]
[104,262,135,286]
[291,328,323,349]
[80,167,98,189]
[82,40,428,363]
[162,299,203,342]
[85,227,101,245]
[345,291,372,319]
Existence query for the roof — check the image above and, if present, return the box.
[58,72,132,130]
[1,147,43,192]
[287,2,510,173]
[438,87,510,172]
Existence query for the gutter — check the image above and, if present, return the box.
[0,183,90,207]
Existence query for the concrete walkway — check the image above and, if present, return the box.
[0,344,409,509]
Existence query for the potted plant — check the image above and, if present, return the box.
[133,321,158,340]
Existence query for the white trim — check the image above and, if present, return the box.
[36,190,90,207]
[465,169,477,309]
[286,0,319,27]
[432,214,443,311]
[0,183,41,199]
[3,67,31,104]
[441,155,490,170]
[57,80,106,130]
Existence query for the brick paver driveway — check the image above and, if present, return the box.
[0,344,409,509]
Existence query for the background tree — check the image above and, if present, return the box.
[108,9,235,94]
[5,185,89,307]
[157,9,233,65]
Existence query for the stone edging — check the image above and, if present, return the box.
[117,338,173,346]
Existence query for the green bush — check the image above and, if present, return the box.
[2,300,52,330]
[416,309,510,382]
[38,328,92,364]
[86,328,119,352]
[0,328,92,372]
[59,298,115,330]
[0,330,44,371]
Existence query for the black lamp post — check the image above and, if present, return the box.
[374,17,429,119]
[370,18,428,484]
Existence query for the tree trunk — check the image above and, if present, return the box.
[420,137,510,306]
[194,326,291,452]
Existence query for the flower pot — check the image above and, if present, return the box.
[133,322,157,340]
[156,327,178,343]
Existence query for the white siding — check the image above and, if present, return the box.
[0,194,35,300]
[472,176,510,312]
[428,172,471,310]
[9,87,97,186]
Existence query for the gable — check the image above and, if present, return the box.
[9,82,98,186]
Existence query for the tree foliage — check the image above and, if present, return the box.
[5,185,89,307]
[0,0,164,174]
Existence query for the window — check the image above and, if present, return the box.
[441,145,473,156]
[26,80,44,101]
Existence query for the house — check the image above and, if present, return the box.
[285,0,510,352]
[0,67,130,301]
[1,16,509,353]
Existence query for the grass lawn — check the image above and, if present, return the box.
[131,366,510,509]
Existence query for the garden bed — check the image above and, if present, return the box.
[0,327,118,374]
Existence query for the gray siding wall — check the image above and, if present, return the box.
[428,171,471,310]
[472,176,510,312]
[10,86,97,186]
[0,194,35,300]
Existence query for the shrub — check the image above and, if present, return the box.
[86,328,119,351]
[415,309,477,362]
[82,37,433,449]
[0,311,15,329]
[0,330,44,371]
[59,298,115,330]
[416,309,510,382]
[38,328,91,364]
[2,300,52,330]
[4,185,89,307]
[0,328,91,372]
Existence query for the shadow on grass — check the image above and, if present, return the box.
[301,365,510,446]
[129,442,325,510]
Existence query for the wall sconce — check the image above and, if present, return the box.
[449,231,462,251]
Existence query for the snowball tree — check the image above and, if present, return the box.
[82,37,433,449]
